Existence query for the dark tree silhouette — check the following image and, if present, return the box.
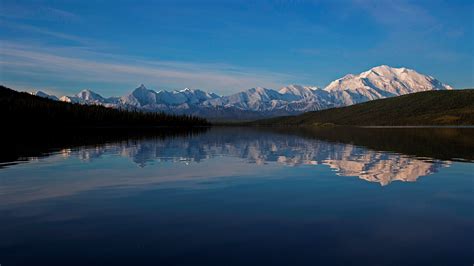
[0,85,210,128]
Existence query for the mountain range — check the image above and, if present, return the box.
[32,65,453,120]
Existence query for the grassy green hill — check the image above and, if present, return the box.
[0,85,209,128]
[253,89,474,126]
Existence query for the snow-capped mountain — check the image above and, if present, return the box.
[76,89,106,102]
[278,85,333,112]
[203,87,291,110]
[31,91,59,101]
[201,85,332,113]
[198,65,451,114]
[119,84,219,111]
[324,65,453,106]
[58,89,119,107]
[35,65,454,119]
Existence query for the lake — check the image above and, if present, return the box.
[1,127,473,266]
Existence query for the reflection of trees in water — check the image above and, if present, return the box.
[69,128,450,186]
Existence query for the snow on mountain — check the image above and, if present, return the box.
[120,84,157,107]
[76,89,106,102]
[59,89,118,106]
[324,65,453,106]
[32,91,59,101]
[278,85,333,112]
[201,85,333,113]
[119,84,220,110]
[203,87,286,110]
[50,65,453,119]
[279,85,318,99]
[179,88,219,104]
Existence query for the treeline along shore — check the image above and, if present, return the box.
[3,85,473,130]
[1,85,210,129]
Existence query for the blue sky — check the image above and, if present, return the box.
[0,0,472,96]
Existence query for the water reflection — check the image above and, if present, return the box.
[1,127,473,266]
[322,146,444,185]
[10,128,459,186]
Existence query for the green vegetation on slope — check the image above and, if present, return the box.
[0,85,209,128]
[254,89,474,126]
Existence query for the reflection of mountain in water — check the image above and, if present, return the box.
[69,128,448,186]
[321,145,443,186]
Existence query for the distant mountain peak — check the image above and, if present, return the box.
[77,88,98,94]
[133,84,149,92]
[45,65,453,119]
[76,89,104,101]
[323,65,453,105]
[33,90,50,97]
[372,64,391,70]
[32,91,59,101]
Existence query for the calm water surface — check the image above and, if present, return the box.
[1,127,473,266]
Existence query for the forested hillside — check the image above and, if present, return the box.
[253,90,474,126]
[0,86,209,128]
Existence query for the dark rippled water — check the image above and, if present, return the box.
[1,127,473,266]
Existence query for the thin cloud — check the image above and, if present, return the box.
[0,4,81,22]
[43,7,81,21]
[354,0,435,28]
[0,42,290,95]
[0,20,92,45]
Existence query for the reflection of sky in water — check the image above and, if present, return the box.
[0,128,473,266]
